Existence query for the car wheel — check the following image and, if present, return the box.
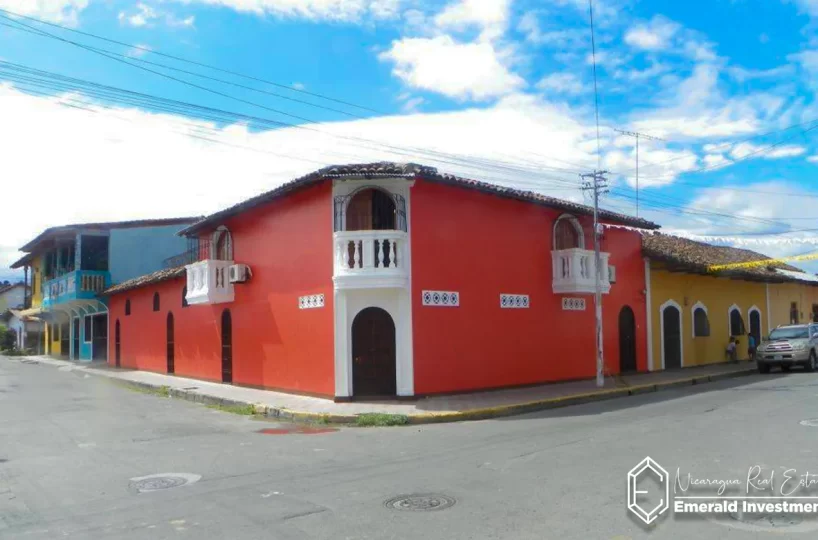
[758,362,771,374]
[808,351,817,373]
[782,365,792,372]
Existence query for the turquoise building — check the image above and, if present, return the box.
[10,218,199,361]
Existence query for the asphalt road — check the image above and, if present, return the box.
[3,358,818,539]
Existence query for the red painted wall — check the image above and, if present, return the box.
[410,179,648,395]
[109,182,335,396]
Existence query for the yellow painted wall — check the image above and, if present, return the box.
[30,255,43,308]
[649,267,767,367]
[768,282,818,331]
[47,322,61,356]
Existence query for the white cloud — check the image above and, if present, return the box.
[0,0,89,25]
[119,2,158,27]
[401,96,425,112]
[170,0,402,21]
[702,153,732,170]
[790,0,818,17]
[435,0,510,41]
[119,3,196,29]
[613,61,670,82]
[729,142,807,160]
[767,145,808,158]
[168,14,196,27]
[808,155,818,163]
[604,146,699,187]
[0,85,608,272]
[380,35,525,100]
[292,82,306,90]
[727,64,795,83]
[631,64,767,139]
[679,181,818,244]
[624,16,680,51]
[536,72,585,95]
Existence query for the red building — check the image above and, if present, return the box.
[106,163,658,400]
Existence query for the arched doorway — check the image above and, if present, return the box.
[346,188,396,231]
[352,307,396,397]
[662,303,682,369]
[618,306,637,373]
[749,309,761,345]
[115,319,121,368]
[553,214,584,250]
[166,312,175,374]
[221,309,233,383]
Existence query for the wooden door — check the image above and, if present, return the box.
[115,319,121,368]
[352,307,396,397]
[619,306,637,373]
[166,313,175,374]
[663,306,682,369]
[221,310,232,383]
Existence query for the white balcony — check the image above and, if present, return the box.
[185,260,234,305]
[334,230,408,289]
[552,248,611,295]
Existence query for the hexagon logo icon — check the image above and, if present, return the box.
[628,457,670,524]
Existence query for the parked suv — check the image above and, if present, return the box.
[756,324,818,373]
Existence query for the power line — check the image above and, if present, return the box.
[0,6,382,115]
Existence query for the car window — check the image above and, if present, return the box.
[770,327,810,340]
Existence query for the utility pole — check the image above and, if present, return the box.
[613,129,665,217]
[581,170,609,388]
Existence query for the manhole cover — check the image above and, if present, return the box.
[129,473,201,493]
[384,494,456,511]
[730,511,803,528]
[800,419,818,427]
[258,427,338,435]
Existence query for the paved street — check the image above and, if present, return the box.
[3,358,818,539]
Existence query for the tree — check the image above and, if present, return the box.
[0,327,16,350]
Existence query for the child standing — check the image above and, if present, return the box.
[726,337,737,363]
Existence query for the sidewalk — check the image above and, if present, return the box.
[6,355,758,424]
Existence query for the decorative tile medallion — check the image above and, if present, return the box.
[299,294,325,309]
[422,290,459,307]
[500,294,530,309]
[562,297,586,311]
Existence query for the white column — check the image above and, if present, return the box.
[396,288,415,397]
[333,290,351,398]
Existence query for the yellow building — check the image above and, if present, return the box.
[643,234,818,370]
[9,252,52,355]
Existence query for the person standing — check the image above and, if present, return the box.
[747,333,756,361]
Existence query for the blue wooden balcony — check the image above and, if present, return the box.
[42,270,111,308]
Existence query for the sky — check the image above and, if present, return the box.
[2,0,818,281]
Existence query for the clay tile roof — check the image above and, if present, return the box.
[179,162,659,236]
[642,233,809,282]
[103,266,186,296]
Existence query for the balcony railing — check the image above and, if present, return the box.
[333,230,408,288]
[552,248,611,295]
[185,259,234,305]
[42,270,110,307]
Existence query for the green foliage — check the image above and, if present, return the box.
[206,403,255,415]
[355,413,409,427]
[0,326,17,351]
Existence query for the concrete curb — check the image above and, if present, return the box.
[7,355,757,425]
